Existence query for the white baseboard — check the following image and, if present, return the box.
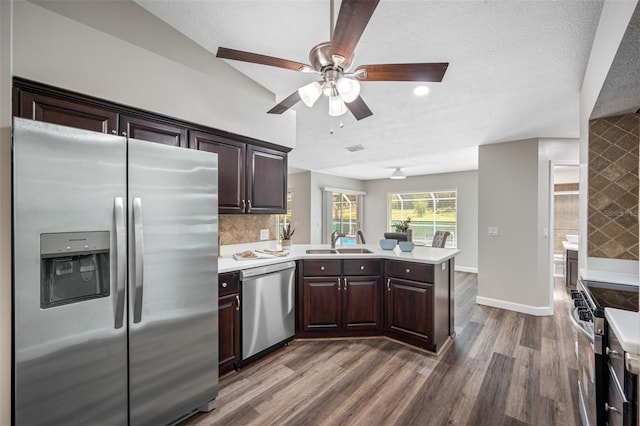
[455,266,478,273]
[475,296,553,316]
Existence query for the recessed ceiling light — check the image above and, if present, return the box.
[413,86,430,96]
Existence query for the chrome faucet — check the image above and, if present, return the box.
[331,231,345,248]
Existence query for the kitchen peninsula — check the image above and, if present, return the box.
[219,244,459,358]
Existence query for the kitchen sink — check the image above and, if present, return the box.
[306,249,338,254]
[336,248,374,254]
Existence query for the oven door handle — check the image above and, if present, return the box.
[569,306,594,344]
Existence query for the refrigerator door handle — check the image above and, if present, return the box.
[132,197,144,323]
[114,197,126,329]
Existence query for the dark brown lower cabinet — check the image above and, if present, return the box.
[385,277,433,344]
[384,259,451,352]
[566,249,578,288]
[218,272,240,376]
[299,259,382,337]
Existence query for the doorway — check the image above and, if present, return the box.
[549,162,580,305]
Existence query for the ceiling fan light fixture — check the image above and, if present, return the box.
[328,94,347,116]
[336,77,361,103]
[390,168,406,180]
[298,81,323,107]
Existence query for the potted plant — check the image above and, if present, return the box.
[280,223,295,248]
[393,217,413,241]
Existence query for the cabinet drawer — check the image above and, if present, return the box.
[304,260,341,276]
[386,260,434,283]
[218,272,239,297]
[343,259,381,276]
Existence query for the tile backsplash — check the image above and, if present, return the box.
[588,113,639,260]
[219,215,278,245]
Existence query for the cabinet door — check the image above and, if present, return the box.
[19,91,118,134]
[119,114,188,147]
[343,276,380,331]
[302,277,341,331]
[385,277,433,343]
[246,145,287,214]
[190,131,246,214]
[218,293,240,376]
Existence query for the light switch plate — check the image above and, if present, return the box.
[260,229,269,240]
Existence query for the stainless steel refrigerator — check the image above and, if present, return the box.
[12,118,219,425]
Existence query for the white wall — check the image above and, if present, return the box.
[288,171,312,244]
[0,0,12,423]
[477,139,549,314]
[363,170,478,272]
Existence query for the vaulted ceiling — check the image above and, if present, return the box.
[35,0,640,180]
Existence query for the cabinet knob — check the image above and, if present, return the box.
[606,347,619,356]
[121,132,127,137]
[360,265,365,270]
[320,266,325,271]
[221,282,227,288]
[111,130,117,135]
[406,268,411,273]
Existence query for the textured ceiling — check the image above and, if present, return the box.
[134,0,604,179]
[591,2,640,119]
[133,1,607,179]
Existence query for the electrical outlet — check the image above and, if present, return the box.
[488,227,499,236]
[259,229,269,240]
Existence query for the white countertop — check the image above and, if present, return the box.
[218,243,460,274]
[605,308,640,355]
[562,241,579,251]
[579,268,640,286]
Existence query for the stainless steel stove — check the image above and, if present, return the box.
[571,278,639,426]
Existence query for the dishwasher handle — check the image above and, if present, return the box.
[239,261,296,280]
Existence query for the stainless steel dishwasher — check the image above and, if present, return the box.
[239,261,296,360]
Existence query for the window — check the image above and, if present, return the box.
[322,188,365,244]
[388,191,457,247]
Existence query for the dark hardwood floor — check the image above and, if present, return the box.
[182,272,580,426]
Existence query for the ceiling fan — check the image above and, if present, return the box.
[216,0,449,121]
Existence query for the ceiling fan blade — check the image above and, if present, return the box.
[330,0,380,63]
[267,91,302,115]
[217,47,311,72]
[355,63,449,82]
[346,96,373,121]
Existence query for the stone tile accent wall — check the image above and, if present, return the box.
[219,215,277,245]
[554,192,579,254]
[588,114,639,260]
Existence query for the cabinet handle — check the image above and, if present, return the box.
[235,294,240,311]
[221,282,228,288]
[337,278,341,291]
[121,132,127,137]
[247,199,252,212]
[605,403,619,413]
[387,278,391,291]
[111,130,117,135]
[606,347,619,356]
[344,278,348,289]
[241,200,246,211]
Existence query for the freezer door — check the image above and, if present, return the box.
[12,118,128,425]
[128,138,218,425]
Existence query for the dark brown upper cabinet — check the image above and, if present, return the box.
[190,131,246,214]
[246,145,287,214]
[191,131,287,214]
[119,115,188,148]
[18,91,118,134]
